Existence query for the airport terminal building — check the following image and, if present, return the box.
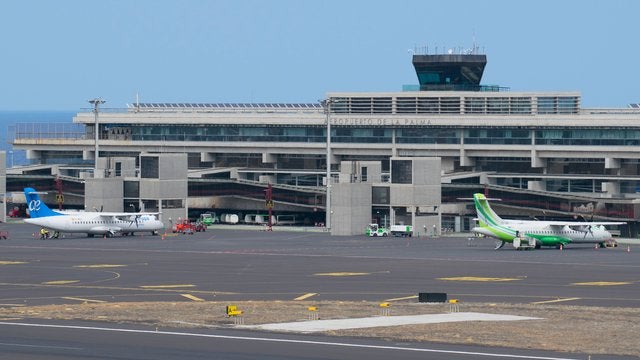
[11,52,640,235]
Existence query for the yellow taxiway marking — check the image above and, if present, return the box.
[180,294,205,302]
[571,281,632,286]
[313,272,370,277]
[74,264,127,268]
[62,297,106,303]
[294,293,317,301]
[140,284,196,289]
[0,261,27,265]
[42,280,80,285]
[384,295,418,302]
[531,297,581,305]
[0,304,25,307]
[438,276,521,282]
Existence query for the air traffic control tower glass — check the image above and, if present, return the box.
[412,54,487,91]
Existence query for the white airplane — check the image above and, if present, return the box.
[471,193,624,249]
[23,187,164,238]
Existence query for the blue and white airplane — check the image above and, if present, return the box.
[23,187,164,238]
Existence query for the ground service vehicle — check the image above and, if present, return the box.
[390,224,413,237]
[366,223,389,237]
[172,219,196,234]
[199,213,217,226]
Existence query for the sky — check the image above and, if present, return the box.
[1,0,639,110]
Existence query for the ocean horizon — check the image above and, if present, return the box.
[0,110,77,166]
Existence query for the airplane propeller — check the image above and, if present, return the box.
[128,215,141,228]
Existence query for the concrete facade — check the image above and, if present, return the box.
[331,158,441,236]
[84,178,124,212]
[139,153,188,227]
[10,88,640,231]
[331,182,372,236]
[83,153,188,228]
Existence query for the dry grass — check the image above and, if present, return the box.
[1,301,638,357]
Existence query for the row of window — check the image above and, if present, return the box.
[522,229,594,235]
[97,126,640,146]
[72,219,133,224]
[328,96,579,115]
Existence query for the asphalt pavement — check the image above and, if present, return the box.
[0,222,639,307]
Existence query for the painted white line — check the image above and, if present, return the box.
[0,321,579,360]
[0,341,82,351]
[530,298,581,305]
[61,297,106,303]
[384,295,418,302]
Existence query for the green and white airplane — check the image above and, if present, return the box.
[471,193,624,249]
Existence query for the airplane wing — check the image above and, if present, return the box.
[546,222,625,232]
[96,212,161,217]
[502,218,625,227]
[546,221,626,226]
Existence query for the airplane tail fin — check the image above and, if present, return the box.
[24,188,61,218]
[473,193,503,227]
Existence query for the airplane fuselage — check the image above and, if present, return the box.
[24,213,164,236]
[492,220,613,245]
[472,218,616,248]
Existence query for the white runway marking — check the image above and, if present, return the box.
[247,312,541,332]
[0,321,578,360]
[0,341,82,351]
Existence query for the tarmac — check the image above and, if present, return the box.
[247,312,541,333]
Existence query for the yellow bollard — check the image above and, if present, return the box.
[308,306,318,320]
[448,299,460,313]
[379,302,391,316]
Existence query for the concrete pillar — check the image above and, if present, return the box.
[605,158,620,169]
[531,150,547,168]
[528,181,545,191]
[602,182,620,197]
[262,153,276,164]
[460,150,475,167]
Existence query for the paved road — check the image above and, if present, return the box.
[0,223,638,307]
[0,319,634,360]
[1,222,639,359]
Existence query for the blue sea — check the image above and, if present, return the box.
[0,111,76,166]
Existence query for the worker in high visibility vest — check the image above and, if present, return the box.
[40,228,49,240]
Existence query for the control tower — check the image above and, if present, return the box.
[412,53,489,91]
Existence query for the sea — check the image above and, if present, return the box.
[0,110,77,166]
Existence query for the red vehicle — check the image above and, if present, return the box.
[172,219,196,234]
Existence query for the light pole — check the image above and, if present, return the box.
[320,98,334,232]
[88,98,105,177]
